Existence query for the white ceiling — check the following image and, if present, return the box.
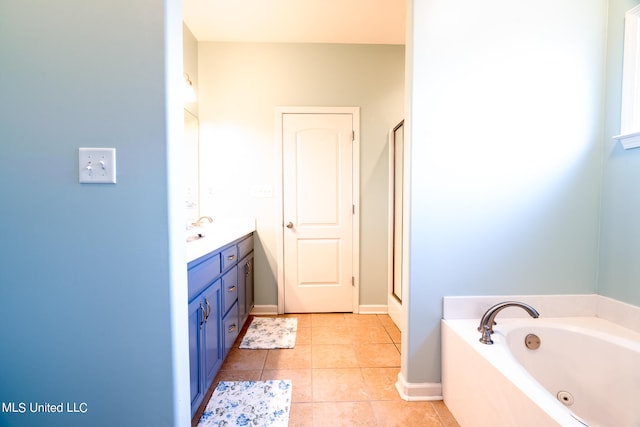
[183,0,406,44]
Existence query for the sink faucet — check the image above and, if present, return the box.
[477,301,539,345]
[192,216,213,227]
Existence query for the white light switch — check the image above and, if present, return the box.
[79,148,116,184]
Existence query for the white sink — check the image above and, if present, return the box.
[186,218,255,262]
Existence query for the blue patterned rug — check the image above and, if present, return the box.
[239,317,297,349]
[197,380,292,427]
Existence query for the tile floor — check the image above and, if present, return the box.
[193,313,460,427]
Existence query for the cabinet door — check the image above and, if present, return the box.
[202,280,222,386]
[188,297,204,414]
[238,253,254,327]
[246,253,254,317]
[238,256,247,326]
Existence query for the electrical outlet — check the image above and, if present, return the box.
[251,184,273,198]
[79,148,116,184]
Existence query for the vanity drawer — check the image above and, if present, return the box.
[188,253,221,300]
[221,266,238,314]
[223,302,239,357]
[237,234,254,260]
[221,245,238,271]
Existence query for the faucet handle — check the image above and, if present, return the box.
[479,324,494,345]
[477,319,497,332]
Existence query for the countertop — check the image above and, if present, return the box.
[186,218,256,263]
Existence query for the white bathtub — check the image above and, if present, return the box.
[442,316,640,427]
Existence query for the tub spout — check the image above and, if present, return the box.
[477,301,539,345]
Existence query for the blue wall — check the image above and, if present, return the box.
[0,1,189,426]
[599,0,640,306]
[404,0,608,383]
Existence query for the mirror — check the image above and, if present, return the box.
[184,109,199,225]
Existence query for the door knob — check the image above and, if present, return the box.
[286,222,294,229]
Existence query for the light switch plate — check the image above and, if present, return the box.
[79,148,116,184]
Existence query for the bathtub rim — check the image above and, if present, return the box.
[442,294,640,336]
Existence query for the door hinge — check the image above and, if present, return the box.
[352,204,355,214]
[352,130,355,141]
[352,277,355,287]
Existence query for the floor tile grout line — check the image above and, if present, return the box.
[219,313,455,427]
[431,401,448,427]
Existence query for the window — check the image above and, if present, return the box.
[616,4,640,149]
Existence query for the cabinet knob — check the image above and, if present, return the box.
[228,286,236,293]
[228,324,237,333]
[286,222,294,229]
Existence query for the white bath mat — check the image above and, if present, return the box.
[239,317,297,349]
[196,380,292,427]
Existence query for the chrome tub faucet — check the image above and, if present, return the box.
[477,301,539,345]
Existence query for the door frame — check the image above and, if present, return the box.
[387,119,405,331]
[275,106,360,314]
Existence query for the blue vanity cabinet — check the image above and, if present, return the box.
[188,231,254,419]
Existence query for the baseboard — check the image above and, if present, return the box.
[251,304,389,315]
[395,372,442,401]
[358,304,388,314]
[250,305,278,315]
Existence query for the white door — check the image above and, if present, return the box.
[282,112,356,313]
